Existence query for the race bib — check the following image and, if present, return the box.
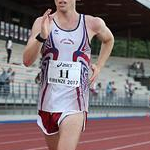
[48,60,81,87]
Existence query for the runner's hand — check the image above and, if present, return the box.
[41,9,55,39]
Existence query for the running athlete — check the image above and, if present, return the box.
[23,0,114,150]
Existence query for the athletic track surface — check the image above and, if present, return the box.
[0,117,150,150]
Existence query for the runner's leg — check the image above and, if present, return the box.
[44,133,59,150]
[57,112,84,150]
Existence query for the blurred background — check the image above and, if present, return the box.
[0,0,150,120]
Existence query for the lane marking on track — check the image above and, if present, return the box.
[0,127,36,133]
[104,141,150,150]
[22,141,150,150]
[0,138,44,145]
[1,121,149,133]
[86,123,150,131]
[0,131,40,138]
[1,125,150,138]
[79,131,150,144]
[22,147,48,150]
[84,125,150,135]
[1,131,150,146]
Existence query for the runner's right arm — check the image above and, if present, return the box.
[23,9,54,67]
[23,17,43,67]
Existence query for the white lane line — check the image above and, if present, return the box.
[1,131,150,147]
[22,147,48,150]
[86,123,148,130]
[0,122,146,133]
[22,141,150,150]
[87,120,150,128]
[79,131,150,144]
[0,138,44,145]
[0,121,149,134]
[1,125,150,138]
[1,131,150,145]
[84,125,150,135]
[105,141,150,150]
[0,127,36,133]
[0,131,40,138]
[17,132,150,150]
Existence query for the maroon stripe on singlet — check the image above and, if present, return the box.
[40,58,50,110]
[76,87,81,110]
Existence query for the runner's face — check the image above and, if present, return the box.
[55,0,76,12]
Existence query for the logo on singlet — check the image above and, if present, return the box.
[57,62,62,67]
[54,29,59,34]
[60,38,74,45]
[57,62,72,68]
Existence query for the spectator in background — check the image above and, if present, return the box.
[111,81,117,99]
[97,82,101,91]
[106,81,112,99]
[0,67,7,96]
[124,79,134,104]
[128,83,134,103]
[140,62,145,77]
[9,71,15,83]
[0,67,14,97]
[97,82,103,100]
[135,61,141,76]
[90,82,98,101]
[4,67,13,96]
[124,79,129,99]
[89,82,102,106]
[5,36,13,64]
[128,61,145,77]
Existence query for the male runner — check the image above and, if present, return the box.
[23,0,114,150]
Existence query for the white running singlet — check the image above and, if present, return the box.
[38,14,91,112]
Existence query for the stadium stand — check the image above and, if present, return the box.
[0,39,40,106]
[91,55,150,94]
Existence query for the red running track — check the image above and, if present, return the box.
[0,117,150,150]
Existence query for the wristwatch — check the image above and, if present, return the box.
[36,33,46,43]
